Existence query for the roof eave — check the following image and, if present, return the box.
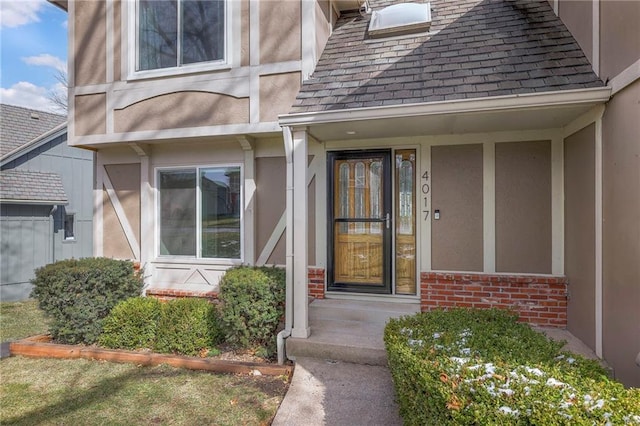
[0,199,69,206]
[0,122,67,166]
[279,87,612,127]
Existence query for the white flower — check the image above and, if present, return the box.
[432,332,441,339]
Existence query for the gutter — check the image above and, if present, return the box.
[0,199,68,206]
[277,126,295,365]
[279,87,612,127]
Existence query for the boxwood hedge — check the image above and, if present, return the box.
[384,308,640,425]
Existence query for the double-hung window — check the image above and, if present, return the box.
[137,0,226,72]
[158,166,242,260]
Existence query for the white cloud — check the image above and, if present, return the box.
[22,54,67,73]
[0,0,45,29]
[0,81,64,113]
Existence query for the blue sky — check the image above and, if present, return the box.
[1,0,68,113]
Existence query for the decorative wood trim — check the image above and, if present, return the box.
[592,0,600,77]
[483,142,496,273]
[594,112,603,358]
[610,58,640,96]
[551,133,564,275]
[94,156,104,256]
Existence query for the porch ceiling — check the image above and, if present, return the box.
[280,87,611,142]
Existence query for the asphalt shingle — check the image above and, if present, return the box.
[291,0,604,113]
[0,169,68,204]
[0,104,65,158]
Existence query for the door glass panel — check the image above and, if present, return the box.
[395,150,416,295]
[333,156,387,287]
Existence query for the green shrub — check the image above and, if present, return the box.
[31,258,143,344]
[384,308,640,425]
[154,298,223,356]
[218,266,285,356]
[99,297,162,350]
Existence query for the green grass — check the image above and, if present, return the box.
[0,300,50,341]
[1,357,289,425]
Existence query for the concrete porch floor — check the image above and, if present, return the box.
[286,298,603,365]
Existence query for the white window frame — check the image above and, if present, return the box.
[155,164,244,263]
[63,212,76,241]
[127,0,237,80]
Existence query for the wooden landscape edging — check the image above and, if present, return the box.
[9,335,293,377]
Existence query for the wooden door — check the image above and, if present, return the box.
[328,151,392,293]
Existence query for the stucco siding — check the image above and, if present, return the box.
[256,156,286,265]
[259,72,301,122]
[431,144,483,272]
[557,0,593,65]
[602,79,640,387]
[74,0,106,86]
[600,0,640,81]
[260,0,301,64]
[75,94,107,136]
[564,124,596,350]
[104,163,141,248]
[495,141,552,274]
[114,92,249,133]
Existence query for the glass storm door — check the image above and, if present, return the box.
[328,150,392,293]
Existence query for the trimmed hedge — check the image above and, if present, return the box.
[384,308,640,425]
[99,297,162,350]
[155,297,223,356]
[99,297,223,357]
[218,266,285,357]
[31,258,142,344]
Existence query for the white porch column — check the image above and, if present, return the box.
[291,128,310,338]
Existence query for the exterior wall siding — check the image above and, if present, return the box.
[602,79,640,387]
[0,133,94,301]
[564,124,596,351]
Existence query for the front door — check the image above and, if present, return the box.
[328,150,392,293]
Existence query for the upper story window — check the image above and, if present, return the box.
[137,0,226,73]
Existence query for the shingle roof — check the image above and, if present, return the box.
[0,104,66,158]
[0,169,68,204]
[291,0,604,113]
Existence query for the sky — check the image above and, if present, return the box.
[1,0,68,114]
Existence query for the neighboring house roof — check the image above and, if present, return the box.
[0,169,68,205]
[291,0,604,113]
[0,104,66,158]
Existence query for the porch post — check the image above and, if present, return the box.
[291,128,310,338]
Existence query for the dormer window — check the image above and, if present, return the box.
[136,0,226,72]
[368,2,432,38]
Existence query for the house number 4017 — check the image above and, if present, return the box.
[422,171,430,221]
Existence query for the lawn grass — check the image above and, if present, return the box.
[1,356,289,425]
[0,300,50,341]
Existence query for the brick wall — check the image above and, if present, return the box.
[420,272,568,327]
[308,268,325,299]
[146,288,218,303]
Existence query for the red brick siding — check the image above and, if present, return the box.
[146,288,218,303]
[308,268,326,299]
[420,272,567,327]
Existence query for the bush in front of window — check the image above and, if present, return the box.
[154,297,223,357]
[384,308,640,425]
[99,296,162,350]
[218,266,286,357]
[31,258,143,344]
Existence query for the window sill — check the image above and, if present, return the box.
[127,62,232,82]
[152,257,243,267]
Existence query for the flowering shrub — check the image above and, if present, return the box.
[384,308,640,425]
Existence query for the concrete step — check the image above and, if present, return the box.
[287,299,421,366]
[309,298,420,324]
[287,319,388,365]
